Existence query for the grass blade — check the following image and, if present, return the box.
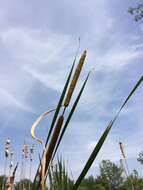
[73,76,143,190]
[72,121,113,190]
[114,75,143,121]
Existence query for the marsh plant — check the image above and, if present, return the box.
[1,48,143,190]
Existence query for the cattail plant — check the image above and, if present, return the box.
[2,138,11,190]
[29,46,142,190]
[119,142,135,190]
[64,50,87,107]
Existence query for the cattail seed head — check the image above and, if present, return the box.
[64,50,87,107]
[9,152,14,169]
[5,138,10,157]
[30,144,34,161]
[119,142,126,158]
[24,142,28,158]
[22,146,25,159]
[45,115,64,171]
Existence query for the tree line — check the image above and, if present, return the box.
[1,154,143,190]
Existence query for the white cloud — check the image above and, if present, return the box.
[0,88,34,113]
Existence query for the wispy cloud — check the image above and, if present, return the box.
[0,87,34,113]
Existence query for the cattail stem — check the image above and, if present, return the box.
[9,152,13,178]
[29,144,34,190]
[41,147,47,190]
[29,160,32,190]
[64,50,87,107]
[119,142,134,190]
[124,158,135,190]
[120,159,128,178]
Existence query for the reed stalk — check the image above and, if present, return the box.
[9,152,13,177]
[29,145,34,190]
[20,146,25,190]
[120,158,128,178]
[119,142,135,190]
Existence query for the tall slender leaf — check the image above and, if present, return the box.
[72,121,113,190]
[114,76,143,122]
[72,76,143,190]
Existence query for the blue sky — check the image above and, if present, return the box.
[0,0,143,181]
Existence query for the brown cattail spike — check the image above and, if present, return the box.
[45,115,64,172]
[64,50,87,107]
[9,152,13,169]
[30,145,34,161]
[119,142,126,158]
[5,138,10,158]
[24,142,28,158]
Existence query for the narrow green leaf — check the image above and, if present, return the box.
[73,75,143,190]
[72,120,113,190]
[114,75,143,122]
[52,71,91,158]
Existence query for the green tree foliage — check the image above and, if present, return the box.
[79,175,96,190]
[128,2,143,21]
[95,160,123,190]
[94,184,105,190]
[14,178,32,190]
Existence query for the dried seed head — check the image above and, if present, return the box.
[64,50,87,107]
[119,142,126,158]
[46,115,64,170]
[9,152,14,169]
[30,144,34,161]
[5,138,10,157]
[24,142,28,158]
[22,146,25,159]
